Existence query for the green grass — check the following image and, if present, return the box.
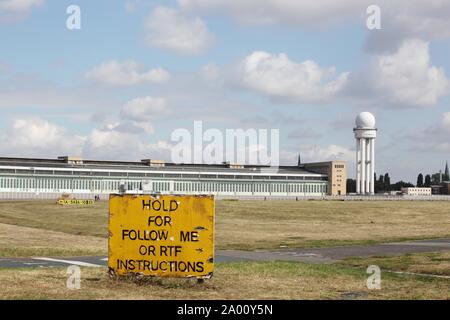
[339,251,450,276]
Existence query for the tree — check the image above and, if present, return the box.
[375,174,385,192]
[424,174,432,187]
[346,179,356,193]
[384,173,391,191]
[391,181,414,191]
[417,173,424,187]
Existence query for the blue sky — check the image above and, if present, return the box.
[1,0,450,182]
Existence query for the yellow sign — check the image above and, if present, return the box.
[57,199,94,205]
[108,194,215,279]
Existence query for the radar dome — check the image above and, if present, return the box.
[355,112,376,128]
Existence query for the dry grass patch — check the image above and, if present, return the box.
[0,200,449,252]
[0,262,448,300]
[215,200,450,249]
[0,200,108,237]
[0,223,106,257]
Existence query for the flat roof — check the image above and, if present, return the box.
[0,156,326,176]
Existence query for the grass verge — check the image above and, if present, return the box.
[0,261,448,300]
[338,251,450,276]
[0,200,449,252]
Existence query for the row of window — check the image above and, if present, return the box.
[0,177,327,194]
[0,177,122,191]
[0,169,326,181]
[172,182,326,193]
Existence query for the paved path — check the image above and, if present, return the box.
[218,238,450,264]
[0,238,449,269]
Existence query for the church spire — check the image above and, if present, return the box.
[445,161,449,181]
[297,154,302,166]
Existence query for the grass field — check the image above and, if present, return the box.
[0,199,449,300]
[0,262,448,300]
[339,251,450,276]
[0,200,449,256]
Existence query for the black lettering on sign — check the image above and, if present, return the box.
[147,215,171,227]
[122,229,168,241]
[117,259,206,273]
[196,261,204,273]
[180,231,199,242]
[170,200,179,211]
[142,200,151,210]
[142,199,179,212]
[159,245,182,256]
[139,245,156,256]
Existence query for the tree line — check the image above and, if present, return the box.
[346,173,414,193]
[347,163,449,194]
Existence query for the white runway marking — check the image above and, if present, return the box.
[23,262,48,266]
[386,270,450,279]
[32,257,103,267]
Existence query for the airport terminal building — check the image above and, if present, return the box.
[0,156,346,199]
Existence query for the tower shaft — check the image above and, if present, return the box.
[354,112,377,195]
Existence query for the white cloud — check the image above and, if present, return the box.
[102,120,155,135]
[300,144,354,163]
[201,63,221,81]
[85,60,170,86]
[343,39,450,108]
[278,143,354,166]
[82,127,172,160]
[178,0,363,26]
[442,112,450,128]
[0,116,176,161]
[144,6,214,55]
[401,112,450,154]
[372,39,449,107]
[364,1,450,53]
[424,112,450,136]
[125,1,137,13]
[0,118,85,157]
[238,51,349,102]
[0,0,43,12]
[120,96,168,122]
[179,0,450,52]
[0,0,44,22]
[83,128,143,160]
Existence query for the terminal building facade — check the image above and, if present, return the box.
[0,156,346,199]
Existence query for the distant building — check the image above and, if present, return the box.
[428,161,449,194]
[431,182,450,195]
[301,161,347,196]
[0,156,347,199]
[401,187,432,196]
